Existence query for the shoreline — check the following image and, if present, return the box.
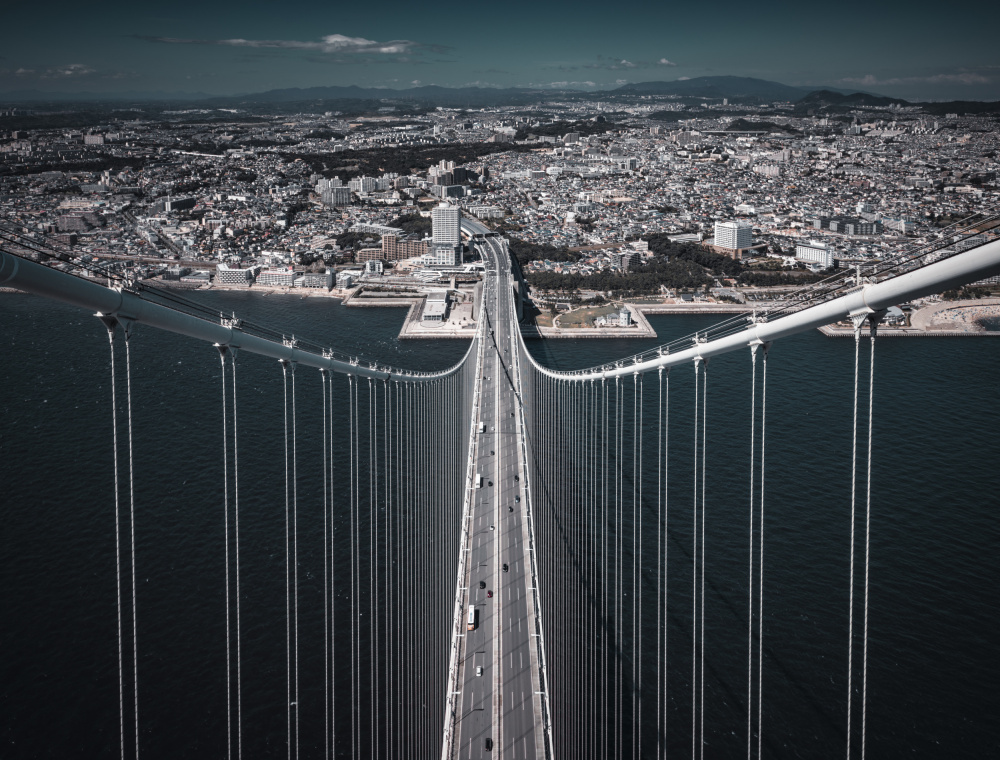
[8,282,1000,339]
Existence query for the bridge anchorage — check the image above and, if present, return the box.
[1,211,999,758]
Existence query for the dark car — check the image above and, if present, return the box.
[485,738,493,751]
[514,495,520,503]
[502,563,508,572]
[513,475,519,482]
[479,580,486,589]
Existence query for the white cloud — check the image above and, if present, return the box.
[616,78,628,85]
[619,59,636,68]
[136,33,446,57]
[658,58,677,66]
[15,63,97,78]
[677,76,691,81]
[411,79,421,85]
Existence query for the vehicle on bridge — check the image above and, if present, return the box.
[467,605,477,631]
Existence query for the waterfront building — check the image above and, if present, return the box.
[796,240,834,268]
[216,263,259,285]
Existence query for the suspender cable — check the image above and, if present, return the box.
[368,377,376,759]
[632,372,639,758]
[663,365,670,759]
[638,372,644,757]
[757,346,768,760]
[326,375,337,756]
[862,320,879,760]
[320,370,330,760]
[700,361,708,760]
[230,351,244,760]
[692,357,700,760]
[290,363,300,760]
[847,322,860,760]
[348,374,357,759]
[281,359,292,760]
[589,380,601,758]
[616,376,624,760]
[657,367,663,760]
[748,346,758,760]
[601,378,608,759]
[230,351,243,760]
[124,333,139,760]
[218,346,232,760]
[103,319,126,760]
[382,379,390,757]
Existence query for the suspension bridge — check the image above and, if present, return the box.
[1,212,999,759]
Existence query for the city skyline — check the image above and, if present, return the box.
[1,0,998,101]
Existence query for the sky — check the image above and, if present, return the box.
[1,0,998,101]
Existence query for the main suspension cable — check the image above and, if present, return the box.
[232,352,242,760]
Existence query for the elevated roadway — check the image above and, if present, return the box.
[445,224,550,759]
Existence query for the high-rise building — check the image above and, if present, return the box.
[432,204,461,246]
[714,220,752,250]
[321,186,351,206]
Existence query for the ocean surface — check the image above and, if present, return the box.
[1,289,998,758]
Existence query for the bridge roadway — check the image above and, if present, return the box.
[450,232,547,759]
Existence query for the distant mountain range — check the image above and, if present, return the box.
[0,76,887,105]
[1,76,997,113]
[614,76,870,101]
[795,89,908,107]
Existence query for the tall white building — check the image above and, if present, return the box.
[432,203,461,246]
[714,220,752,250]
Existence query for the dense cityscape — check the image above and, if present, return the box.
[3,85,998,322]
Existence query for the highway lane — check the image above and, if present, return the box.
[450,230,546,760]
[492,263,542,760]
[455,273,499,759]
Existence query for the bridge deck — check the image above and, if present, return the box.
[450,239,546,759]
